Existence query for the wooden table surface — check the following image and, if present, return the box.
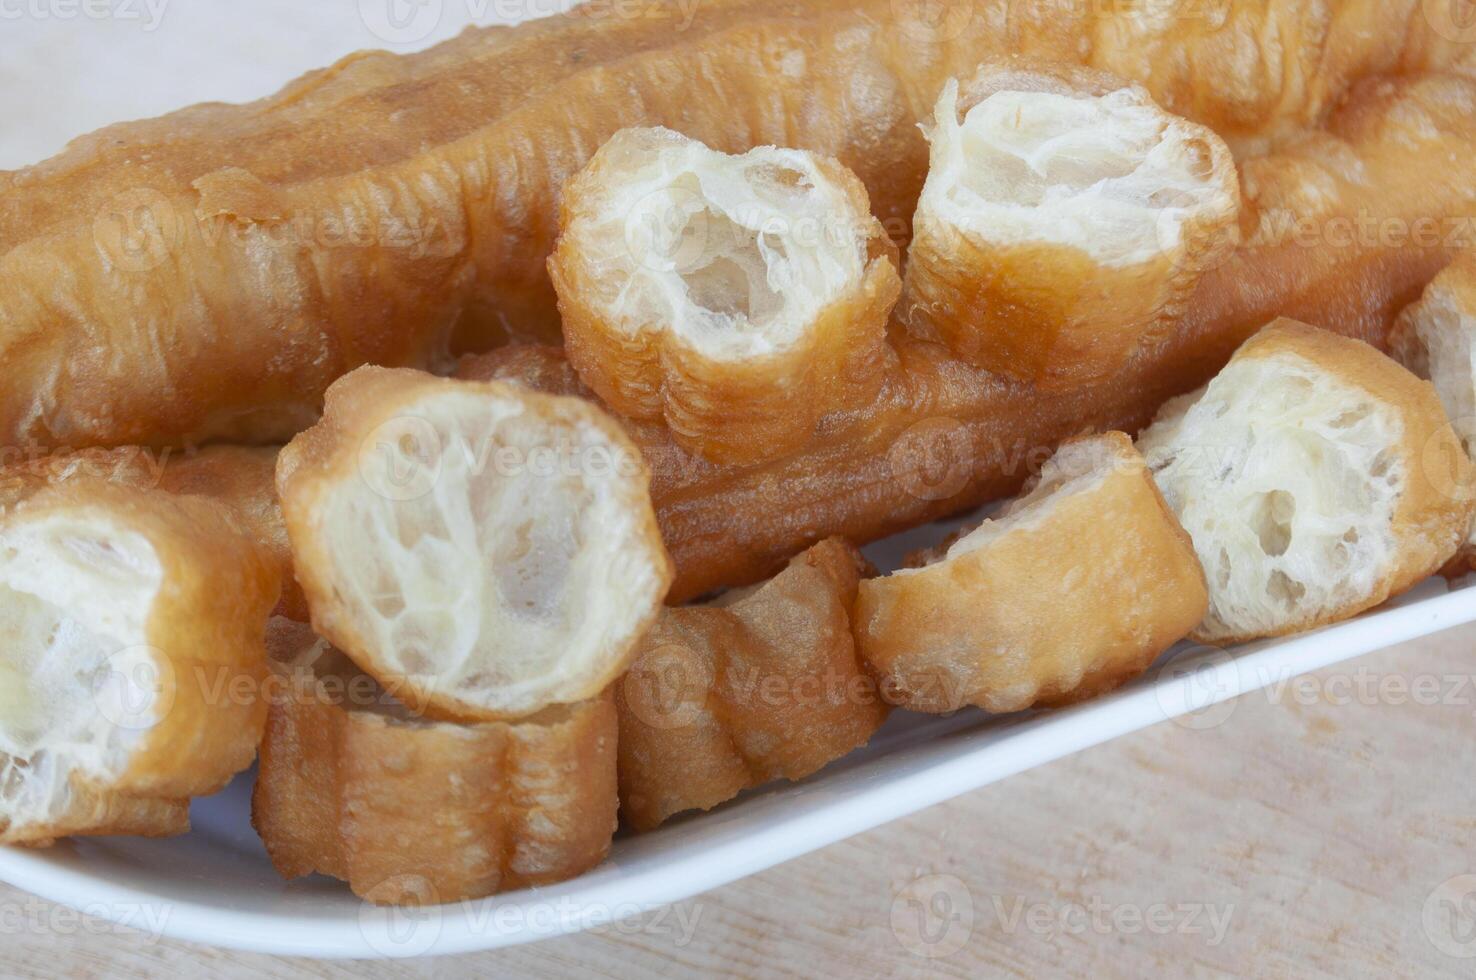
[4,623,1473,979]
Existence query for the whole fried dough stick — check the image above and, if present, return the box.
[252,621,618,905]
[0,0,1467,451]
[614,538,887,831]
[0,478,280,846]
[461,73,1476,603]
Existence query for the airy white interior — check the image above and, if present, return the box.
[322,391,666,717]
[0,516,162,833]
[569,128,867,359]
[920,79,1227,266]
[1141,356,1405,640]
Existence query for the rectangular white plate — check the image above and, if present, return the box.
[2,513,1472,958]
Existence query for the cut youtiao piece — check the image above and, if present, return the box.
[1389,251,1476,571]
[550,127,900,465]
[898,59,1239,389]
[276,367,673,721]
[0,477,279,845]
[855,433,1206,714]
[615,539,886,831]
[253,620,617,905]
[1141,319,1475,644]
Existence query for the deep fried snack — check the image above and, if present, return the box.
[1389,251,1476,571]
[614,539,886,831]
[550,128,899,465]
[0,480,279,845]
[1141,319,1474,645]
[855,434,1205,714]
[252,620,617,905]
[277,367,673,721]
[2,1,1467,451]
[897,61,1239,388]
[0,446,306,622]
[464,73,1476,604]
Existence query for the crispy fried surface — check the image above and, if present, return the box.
[252,622,618,905]
[0,479,279,845]
[897,60,1239,388]
[277,367,672,721]
[614,539,887,831]
[465,73,1476,603]
[551,128,900,465]
[1,1,1468,451]
[855,434,1206,714]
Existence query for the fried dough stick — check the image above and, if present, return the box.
[253,622,618,905]
[461,73,1476,603]
[1,0,1468,451]
[0,477,279,845]
[614,539,887,831]
[856,434,1206,714]
[277,367,673,721]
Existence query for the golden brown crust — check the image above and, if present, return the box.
[252,627,618,906]
[0,1,1466,451]
[1180,319,1475,644]
[464,72,1476,604]
[855,434,1207,714]
[614,538,887,831]
[897,60,1240,389]
[551,132,901,465]
[276,366,673,722]
[0,480,279,845]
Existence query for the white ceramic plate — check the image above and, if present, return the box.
[2,510,1473,959]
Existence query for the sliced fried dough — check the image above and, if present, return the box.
[276,366,673,722]
[252,620,617,905]
[615,538,888,831]
[1389,252,1476,571]
[898,60,1239,389]
[856,433,1206,714]
[550,128,900,465]
[0,480,279,845]
[1142,319,1475,644]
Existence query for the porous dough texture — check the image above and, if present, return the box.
[614,538,887,832]
[550,127,900,465]
[1141,318,1475,645]
[252,620,618,906]
[276,367,673,722]
[1389,251,1476,571]
[899,59,1240,389]
[855,432,1207,714]
[1,0,1468,452]
[0,478,279,845]
[459,72,1476,606]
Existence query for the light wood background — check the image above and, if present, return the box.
[5,624,1474,979]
